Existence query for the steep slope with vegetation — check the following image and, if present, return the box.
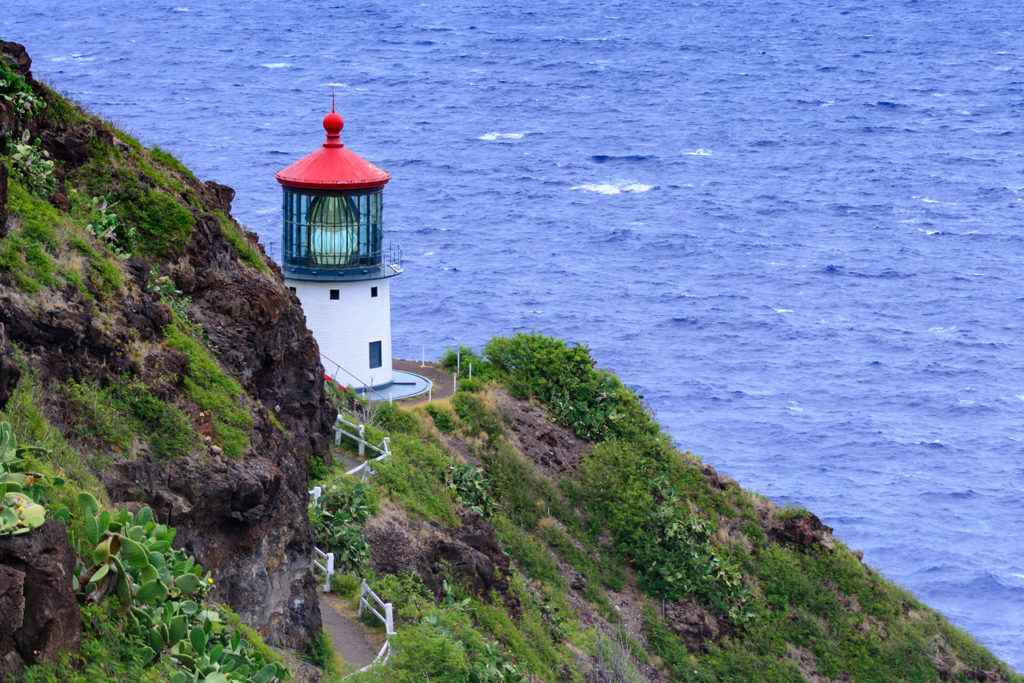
[1,38,335,678]
[3,36,1017,683]
[310,335,1019,682]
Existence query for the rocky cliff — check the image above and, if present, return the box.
[0,40,333,650]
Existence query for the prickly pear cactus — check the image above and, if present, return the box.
[0,487,46,535]
[0,421,49,536]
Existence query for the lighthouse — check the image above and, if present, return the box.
[276,108,401,392]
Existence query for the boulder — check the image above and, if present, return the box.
[0,520,81,678]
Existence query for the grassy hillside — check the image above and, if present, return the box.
[311,334,1019,682]
[2,41,331,681]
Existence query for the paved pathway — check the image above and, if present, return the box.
[393,358,455,405]
[319,592,380,672]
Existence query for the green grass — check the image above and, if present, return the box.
[110,378,196,460]
[164,322,253,458]
[122,188,194,257]
[372,434,458,525]
[215,211,266,273]
[150,145,196,180]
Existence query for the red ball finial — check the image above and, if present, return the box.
[323,111,344,135]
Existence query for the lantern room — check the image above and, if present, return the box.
[276,109,403,391]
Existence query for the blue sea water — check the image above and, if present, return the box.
[4,0,1023,670]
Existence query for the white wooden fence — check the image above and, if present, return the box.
[356,579,395,672]
[309,414,398,675]
[334,414,392,478]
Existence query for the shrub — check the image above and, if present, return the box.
[309,480,376,573]
[444,463,499,519]
[424,403,456,433]
[5,130,56,198]
[483,333,659,442]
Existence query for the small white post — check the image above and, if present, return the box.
[421,345,425,368]
[382,437,391,456]
[385,603,395,635]
[324,552,335,593]
[469,362,472,378]
[457,351,461,375]
[357,424,366,457]
[428,387,432,402]
[309,486,322,505]
[453,372,457,393]
[358,581,367,616]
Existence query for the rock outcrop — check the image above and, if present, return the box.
[0,520,81,680]
[0,40,334,649]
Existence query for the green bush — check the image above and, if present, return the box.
[483,332,660,442]
[424,403,457,433]
[439,344,498,381]
[444,463,499,519]
[309,481,375,573]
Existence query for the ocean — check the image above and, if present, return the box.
[3,0,1022,670]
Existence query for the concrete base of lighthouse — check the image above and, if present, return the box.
[286,277,393,389]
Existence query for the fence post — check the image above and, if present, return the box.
[421,345,425,368]
[469,362,472,378]
[357,424,365,457]
[358,580,367,617]
[457,351,460,375]
[385,602,395,635]
[309,486,322,505]
[324,552,335,593]
[453,372,457,394]
[382,437,391,456]
[428,387,432,402]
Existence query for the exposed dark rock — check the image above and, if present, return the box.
[1,164,8,239]
[0,41,31,74]
[699,461,738,491]
[663,599,735,653]
[0,520,81,677]
[495,391,588,478]
[0,41,334,650]
[205,180,235,212]
[769,511,836,552]
[365,507,518,614]
[0,324,20,412]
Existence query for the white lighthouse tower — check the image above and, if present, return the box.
[276,108,402,391]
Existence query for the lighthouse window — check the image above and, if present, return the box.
[370,286,378,298]
[281,187,383,272]
[369,341,382,369]
[329,289,339,300]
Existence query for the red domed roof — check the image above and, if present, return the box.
[275,110,391,190]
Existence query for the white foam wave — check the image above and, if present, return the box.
[423,250,435,256]
[173,6,191,11]
[921,198,941,203]
[787,402,803,413]
[479,132,524,140]
[323,82,347,87]
[1016,395,1024,402]
[773,308,794,313]
[261,63,290,69]
[571,182,653,195]
[685,148,712,156]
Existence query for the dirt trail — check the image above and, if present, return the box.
[318,592,381,672]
